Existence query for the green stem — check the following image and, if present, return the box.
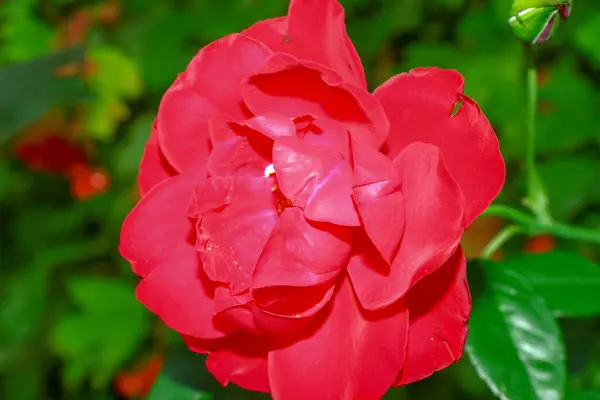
[540,222,600,245]
[481,225,522,260]
[524,45,552,224]
[483,204,600,245]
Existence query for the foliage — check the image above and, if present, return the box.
[0,0,599,399]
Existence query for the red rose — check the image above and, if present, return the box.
[119,1,505,399]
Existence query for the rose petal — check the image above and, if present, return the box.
[157,34,272,172]
[374,67,505,226]
[352,141,404,263]
[138,122,177,196]
[348,142,465,310]
[120,173,200,277]
[252,207,351,318]
[194,177,278,293]
[268,275,408,400]
[136,259,235,339]
[273,136,359,226]
[242,53,388,149]
[395,246,470,385]
[242,17,288,52]
[156,79,213,173]
[207,117,272,178]
[206,336,270,393]
[213,287,263,335]
[245,113,296,141]
[183,34,272,120]
[242,0,366,89]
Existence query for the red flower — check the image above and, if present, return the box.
[15,135,86,174]
[119,1,505,399]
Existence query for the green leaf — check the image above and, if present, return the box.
[50,277,150,389]
[113,114,154,183]
[566,390,600,400]
[85,45,143,140]
[1,360,43,400]
[0,0,54,62]
[505,252,600,317]
[536,156,600,221]
[573,11,600,66]
[0,262,49,345]
[467,262,566,400]
[536,57,600,154]
[148,374,213,400]
[0,47,88,142]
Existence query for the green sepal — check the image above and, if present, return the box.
[509,0,571,44]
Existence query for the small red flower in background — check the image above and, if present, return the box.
[114,354,163,399]
[15,135,110,200]
[525,235,556,254]
[15,135,86,174]
[68,163,110,200]
[119,1,505,399]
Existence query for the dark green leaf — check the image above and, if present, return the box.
[467,262,566,400]
[0,47,88,142]
[113,114,154,183]
[50,277,150,389]
[505,252,600,317]
[566,390,600,400]
[148,374,213,400]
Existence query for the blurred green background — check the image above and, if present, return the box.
[0,0,599,399]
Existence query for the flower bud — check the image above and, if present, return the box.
[509,0,571,44]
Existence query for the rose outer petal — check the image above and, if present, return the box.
[136,259,235,340]
[242,17,288,53]
[242,0,366,89]
[396,246,470,385]
[348,142,465,310]
[206,336,270,393]
[242,53,388,150]
[273,136,359,227]
[268,275,408,400]
[138,122,177,196]
[374,67,505,226]
[157,34,272,172]
[120,173,200,277]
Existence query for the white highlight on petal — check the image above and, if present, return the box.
[264,164,276,177]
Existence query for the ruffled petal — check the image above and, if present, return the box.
[244,113,296,141]
[138,122,177,196]
[348,143,465,310]
[252,207,351,318]
[273,136,359,226]
[157,34,272,172]
[374,67,505,226]
[213,287,263,336]
[244,0,366,89]
[194,177,278,293]
[156,79,213,173]
[206,335,270,393]
[268,276,408,400]
[182,34,272,120]
[136,259,235,339]
[242,17,288,52]
[352,141,404,263]
[242,53,388,149]
[207,117,272,178]
[119,173,200,277]
[396,246,470,385]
